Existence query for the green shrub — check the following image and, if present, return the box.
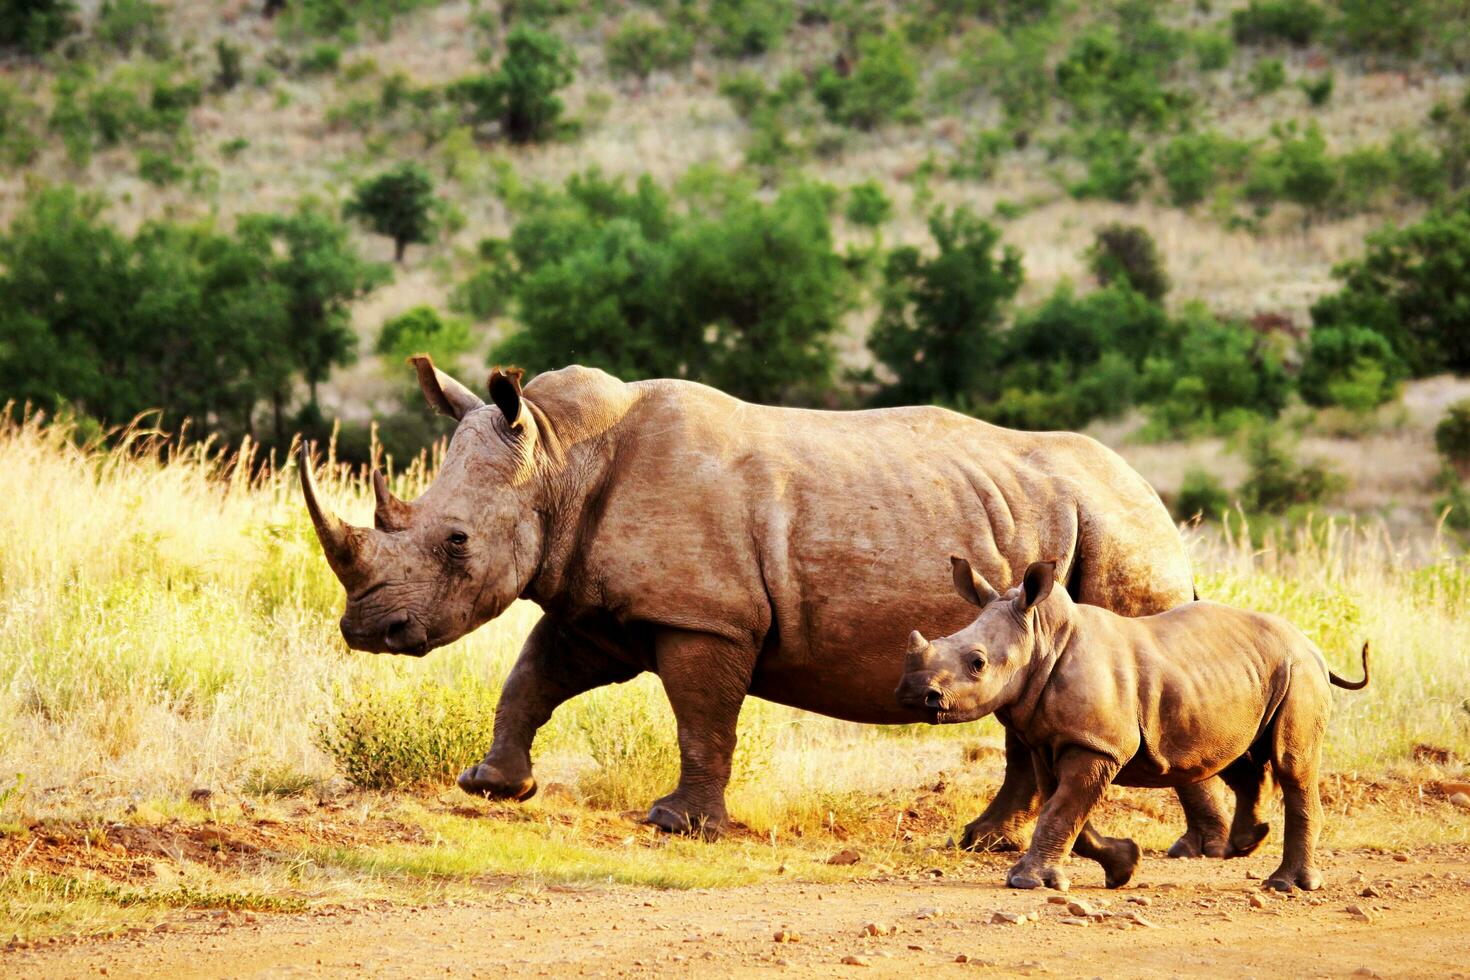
[709,0,793,57]
[1192,29,1234,70]
[95,0,168,57]
[869,206,1023,405]
[1087,223,1169,301]
[844,180,892,228]
[1174,468,1232,522]
[1140,307,1291,438]
[943,19,1055,128]
[1333,0,1428,60]
[0,0,77,53]
[1069,127,1147,203]
[344,162,438,263]
[450,237,519,320]
[449,25,576,144]
[1054,20,1189,131]
[815,30,918,130]
[1298,326,1404,409]
[1434,468,1470,530]
[220,136,249,158]
[605,13,692,80]
[299,43,342,74]
[214,39,245,92]
[376,305,473,365]
[136,147,183,185]
[1231,0,1325,47]
[317,678,498,790]
[1436,399,1470,473]
[718,69,768,119]
[1246,122,1337,215]
[0,81,41,166]
[1248,57,1287,95]
[1299,72,1334,106]
[950,128,1011,181]
[1311,200,1470,374]
[1237,426,1344,514]
[1154,131,1253,207]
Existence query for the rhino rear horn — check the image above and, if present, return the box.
[372,469,411,532]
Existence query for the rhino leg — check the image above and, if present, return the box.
[460,615,640,801]
[1072,821,1141,889]
[959,728,1039,852]
[1006,749,1120,892]
[1167,779,1233,858]
[1221,752,1272,857]
[645,629,757,841]
[1265,691,1325,892]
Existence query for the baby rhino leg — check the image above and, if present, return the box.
[1007,750,1121,892]
[1266,690,1328,892]
[1220,752,1272,858]
[1073,821,1141,889]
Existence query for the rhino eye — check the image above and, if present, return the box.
[969,655,985,674]
[446,531,469,552]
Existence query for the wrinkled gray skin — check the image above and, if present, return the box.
[896,557,1370,893]
[301,357,1231,849]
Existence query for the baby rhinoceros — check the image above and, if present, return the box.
[896,557,1369,894]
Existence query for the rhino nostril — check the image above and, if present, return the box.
[384,615,421,650]
[924,689,945,710]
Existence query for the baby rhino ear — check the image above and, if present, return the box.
[951,555,999,608]
[1020,560,1057,612]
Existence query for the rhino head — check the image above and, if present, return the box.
[300,356,542,656]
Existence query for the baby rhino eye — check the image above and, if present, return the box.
[447,531,469,547]
[969,655,985,673]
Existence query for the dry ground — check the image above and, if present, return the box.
[9,844,1470,978]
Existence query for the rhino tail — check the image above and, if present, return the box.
[1330,642,1370,691]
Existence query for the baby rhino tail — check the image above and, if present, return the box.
[1330,642,1371,691]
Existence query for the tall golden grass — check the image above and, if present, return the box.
[0,412,1466,836]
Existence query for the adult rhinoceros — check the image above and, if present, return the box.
[299,357,1230,855]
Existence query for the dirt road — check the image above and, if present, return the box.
[10,847,1469,978]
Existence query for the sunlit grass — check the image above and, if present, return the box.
[0,413,1467,938]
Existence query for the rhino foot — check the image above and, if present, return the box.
[1165,826,1230,859]
[457,763,537,801]
[958,816,1028,853]
[1099,838,1141,889]
[1227,822,1270,858]
[1265,865,1322,893]
[644,796,727,841]
[1006,861,1069,892]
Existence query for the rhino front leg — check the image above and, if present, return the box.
[645,629,757,841]
[460,615,641,801]
[959,728,1040,852]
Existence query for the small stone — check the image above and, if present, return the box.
[1392,853,1409,863]
[1245,869,1261,880]
[841,954,871,967]
[1121,911,1156,928]
[773,958,789,967]
[1046,896,1069,905]
[1360,886,1381,898]
[861,922,891,937]
[827,849,862,866]
[955,954,970,963]
[188,788,212,803]
[908,945,924,951]
[990,911,1026,926]
[1059,916,1089,926]
[1346,904,1374,923]
[1353,969,1381,978]
[1065,900,1097,917]
[915,907,943,920]
[1450,792,1470,811]
[1249,894,1266,909]
[1125,896,1151,907]
[773,930,801,943]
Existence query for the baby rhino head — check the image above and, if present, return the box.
[895,557,1058,724]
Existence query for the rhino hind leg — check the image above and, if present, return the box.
[1220,751,1273,857]
[959,728,1039,852]
[1072,821,1141,889]
[644,630,757,841]
[1264,690,1326,892]
[1167,780,1233,858]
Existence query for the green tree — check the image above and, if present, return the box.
[1297,326,1404,409]
[344,163,437,263]
[814,30,918,130]
[1087,223,1169,301]
[1310,199,1470,375]
[708,0,793,58]
[1436,399,1470,475]
[377,305,473,365]
[0,0,77,54]
[868,207,1024,405]
[450,25,576,144]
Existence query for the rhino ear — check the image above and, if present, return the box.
[411,354,484,421]
[1020,560,1056,612]
[488,366,527,430]
[951,555,1000,608]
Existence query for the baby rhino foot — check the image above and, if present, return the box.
[1265,865,1323,893]
[1007,861,1070,892]
[1227,822,1270,858]
[1097,837,1142,889]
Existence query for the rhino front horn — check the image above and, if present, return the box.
[298,442,367,588]
[907,630,929,654]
